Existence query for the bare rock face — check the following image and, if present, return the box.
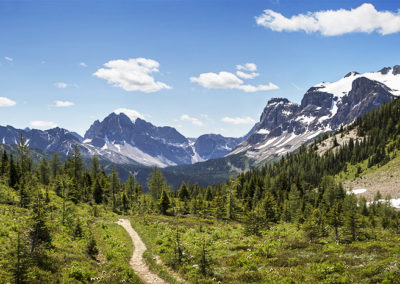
[0,112,245,168]
[331,77,393,128]
[231,65,399,163]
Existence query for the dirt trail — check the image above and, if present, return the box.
[117,218,168,284]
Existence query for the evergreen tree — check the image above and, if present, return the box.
[17,134,32,175]
[303,208,323,242]
[0,150,8,176]
[110,165,120,212]
[90,155,100,180]
[50,153,62,179]
[147,167,166,201]
[258,191,278,228]
[326,204,342,243]
[178,181,190,201]
[159,187,170,215]
[343,194,362,242]
[287,184,301,222]
[93,179,103,204]
[38,158,50,186]
[8,154,18,189]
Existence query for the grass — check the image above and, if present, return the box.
[0,184,142,283]
[129,214,400,283]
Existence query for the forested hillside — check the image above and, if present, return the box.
[1,97,400,283]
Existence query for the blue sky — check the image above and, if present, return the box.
[0,0,399,137]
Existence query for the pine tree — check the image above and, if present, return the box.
[259,191,278,228]
[50,153,62,179]
[8,154,18,189]
[0,150,8,176]
[303,208,323,242]
[72,145,83,182]
[110,165,120,212]
[90,155,100,180]
[343,194,362,242]
[38,158,50,186]
[93,179,103,204]
[328,203,343,243]
[159,187,170,215]
[17,134,32,175]
[178,181,190,201]
[287,184,301,222]
[147,167,166,201]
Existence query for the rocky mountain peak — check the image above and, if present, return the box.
[344,71,360,78]
[231,65,400,163]
[393,65,400,75]
[267,97,291,105]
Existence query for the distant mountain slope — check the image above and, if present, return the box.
[0,113,244,168]
[82,112,244,167]
[0,126,82,155]
[231,65,400,163]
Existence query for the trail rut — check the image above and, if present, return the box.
[117,218,168,284]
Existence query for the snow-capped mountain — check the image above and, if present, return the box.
[81,112,245,167]
[0,125,83,155]
[0,112,244,167]
[82,112,196,167]
[194,134,244,160]
[231,65,400,162]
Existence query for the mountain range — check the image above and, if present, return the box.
[231,65,400,162]
[0,65,399,178]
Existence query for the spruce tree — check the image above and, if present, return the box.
[159,187,170,215]
[93,179,103,204]
[147,167,166,201]
[178,181,190,201]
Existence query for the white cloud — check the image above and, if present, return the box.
[236,63,257,72]
[55,100,74,107]
[237,83,279,92]
[55,82,68,88]
[190,71,243,89]
[79,62,88,67]
[190,63,278,93]
[29,120,57,129]
[114,108,145,122]
[221,116,256,125]
[4,56,13,61]
[255,3,400,36]
[180,114,203,126]
[0,97,16,107]
[236,71,260,79]
[93,58,172,93]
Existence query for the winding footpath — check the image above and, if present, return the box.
[117,218,168,284]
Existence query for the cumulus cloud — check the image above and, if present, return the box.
[221,116,256,125]
[55,100,74,107]
[190,71,243,89]
[114,108,145,122]
[180,114,203,126]
[4,56,13,61]
[29,120,57,129]
[236,71,260,79]
[236,63,257,72]
[79,62,88,67]
[255,3,400,36]
[93,58,172,93]
[0,97,16,107]
[55,82,68,88]
[190,63,278,93]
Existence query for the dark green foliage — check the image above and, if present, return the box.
[86,236,98,259]
[93,179,103,204]
[147,167,167,201]
[177,182,190,201]
[159,188,171,215]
